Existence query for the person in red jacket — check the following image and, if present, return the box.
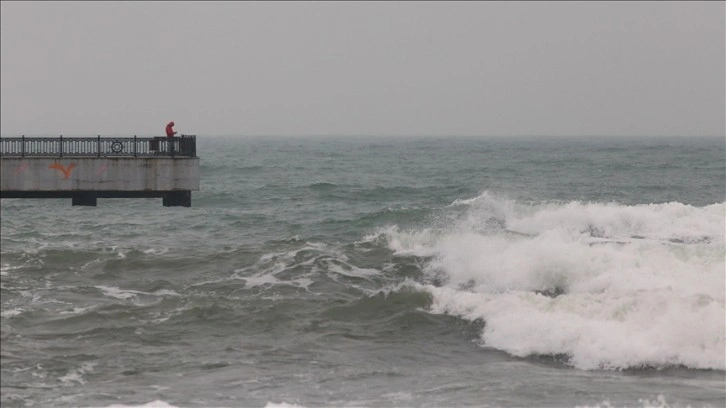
[165,121,177,155]
[166,121,177,138]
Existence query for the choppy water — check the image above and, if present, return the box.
[1,135,725,408]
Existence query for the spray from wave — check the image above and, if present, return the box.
[381,192,725,370]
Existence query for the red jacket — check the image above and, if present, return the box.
[166,121,177,138]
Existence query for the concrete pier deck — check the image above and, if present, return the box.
[0,136,200,207]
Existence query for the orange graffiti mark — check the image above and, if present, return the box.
[49,163,76,179]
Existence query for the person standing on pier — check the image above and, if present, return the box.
[166,121,177,138]
[165,121,177,155]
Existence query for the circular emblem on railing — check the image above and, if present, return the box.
[111,141,124,153]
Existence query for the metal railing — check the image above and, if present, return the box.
[0,135,197,158]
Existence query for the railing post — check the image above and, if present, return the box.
[134,135,137,157]
[97,135,101,157]
[21,135,25,157]
[59,135,63,157]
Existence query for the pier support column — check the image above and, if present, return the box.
[163,191,191,207]
[72,192,98,206]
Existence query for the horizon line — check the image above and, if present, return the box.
[0,133,724,138]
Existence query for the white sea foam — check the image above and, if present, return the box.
[241,273,283,288]
[95,286,180,301]
[264,403,308,408]
[236,241,362,291]
[142,247,170,255]
[152,289,180,297]
[1,262,24,275]
[326,262,380,280]
[1,308,24,318]
[59,362,95,386]
[58,305,97,315]
[102,401,179,408]
[96,286,141,300]
[385,193,726,370]
[576,395,690,408]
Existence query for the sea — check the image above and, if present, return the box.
[1,135,724,408]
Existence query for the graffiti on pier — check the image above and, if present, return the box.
[49,163,76,179]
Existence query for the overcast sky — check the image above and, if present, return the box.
[1,1,723,137]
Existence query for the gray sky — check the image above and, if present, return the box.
[1,1,724,137]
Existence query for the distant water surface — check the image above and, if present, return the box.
[1,135,724,407]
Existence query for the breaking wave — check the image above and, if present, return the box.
[382,192,726,370]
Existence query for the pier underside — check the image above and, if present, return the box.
[0,190,192,207]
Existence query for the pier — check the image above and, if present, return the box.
[0,135,200,207]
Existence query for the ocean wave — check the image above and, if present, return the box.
[308,182,338,190]
[265,403,308,408]
[229,239,392,296]
[381,192,726,370]
[577,395,692,408]
[58,362,96,386]
[324,283,433,323]
[95,285,181,301]
[103,401,179,408]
